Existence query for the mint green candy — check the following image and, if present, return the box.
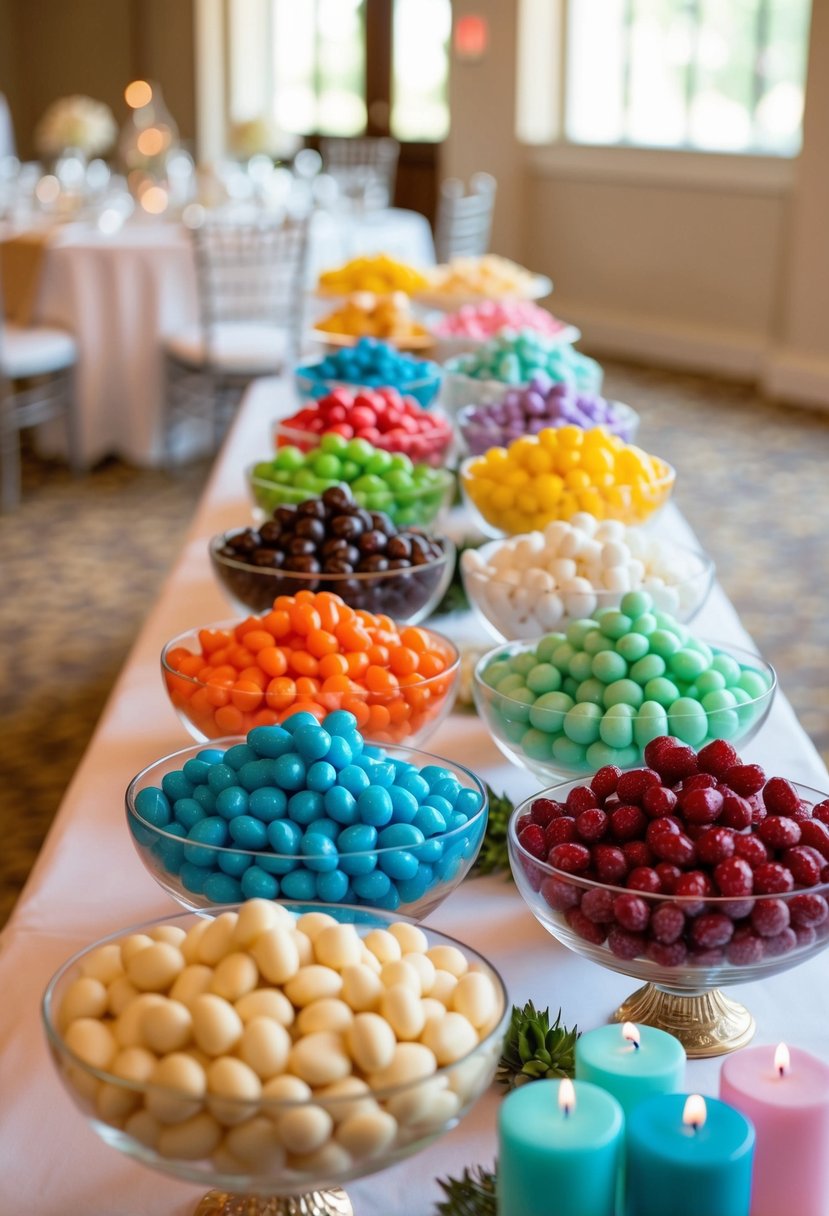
[738,669,771,699]
[644,677,681,707]
[501,717,528,744]
[686,638,714,664]
[526,663,562,695]
[631,613,658,636]
[696,670,726,695]
[483,660,512,688]
[649,629,681,659]
[615,633,650,663]
[668,697,708,745]
[634,701,669,747]
[537,633,567,662]
[711,654,742,686]
[575,678,605,705]
[654,611,682,634]
[584,630,616,656]
[603,679,644,709]
[566,619,599,649]
[568,652,594,683]
[563,677,579,698]
[511,652,537,678]
[552,736,588,766]
[552,643,576,670]
[599,611,633,640]
[592,651,628,684]
[629,655,666,685]
[563,702,602,745]
[529,691,574,733]
[599,703,635,748]
[587,741,640,770]
[621,590,653,618]
[669,648,708,682]
[701,689,738,712]
[707,708,741,739]
[495,673,527,696]
[521,728,556,762]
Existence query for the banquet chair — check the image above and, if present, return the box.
[161,212,310,463]
[320,136,400,209]
[434,173,497,263]
[0,304,79,511]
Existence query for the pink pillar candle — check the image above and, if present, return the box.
[720,1044,829,1216]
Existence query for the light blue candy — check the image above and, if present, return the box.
[414,804,447,837]
[281,869,317,899]
[293,725,331,763]
[241,865,279,900]
[316,869,350,902]
[358,786,393,827]
[206,763,236,794]
[282,711,320,735]
[339,764,371,797]
[307,761,336,793]
[455,788,482,818]
[248,725,293,758]
[396,864,433,903]
[238,759,275,792]
[134,786,171,828]
[180,862,210,894]
[388,785,419,823]
[154,822,185,872]
[229,815,268,850]
[214,786,249,820]
[224,744,258,771]
[378,823,425,848]
[396,771,430,801]
[324,710,359,737]
[182,758,212,785]
[272,753,306,790]
[302,833,339,873]
[192,786,215,812]
[326,736,354,770]
[267,818,303,855]
[183,817,228,866]
[352,870,392,901]
[162,771,193,802]
[248,787,287,822]
[288,789,324,825]
[325,786,358,825]
[217,849,250,876]
[174,797,207,830]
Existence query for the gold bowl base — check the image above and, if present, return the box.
[195,1189,354,1216]
[614,984,756,1058]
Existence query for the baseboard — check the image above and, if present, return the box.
[763,350,829,411]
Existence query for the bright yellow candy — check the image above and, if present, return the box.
[557,425,584,449]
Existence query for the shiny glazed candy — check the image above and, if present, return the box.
[130,711,486,909]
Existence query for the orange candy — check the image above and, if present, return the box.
[163,591,457,743]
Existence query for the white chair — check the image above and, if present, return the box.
[0,306,79,511]
[0,94,15,160]
[434,172,497,263]
[320,136,400,210]
[162,212,310,463]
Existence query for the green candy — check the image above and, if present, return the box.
[603,679,644,709]
[526,663,562,695]
[495,673,527,696]
[649,629,682,659]
[537,633,567,663]
[552,736,588,767]
[615,633,650,663]
[320,431,348,455]
[365,451,393,476]
[575,678,606,705]
[388,452,414,473]
[520,728,556,762]
[511,652,537,678]
[562,677,579,698]
[500,717,529,744]
[599,703,635,748]
[502,686,536,719]
[711,654,742,686]
[701,689,738,712]
[586,740,640,770]
[352,473,386,494]
[669,648,708,682]
[552,643,576,671]
[583,630,616,657]
[599,611,633,640]
[629,655,666,685]
[483,660,512,689]
[631,613,658,636]
[345,437,374,463]
[633,700,669,748]
[668,697,708,745]
[707,708,741,739]
[311,453,342,480]
[696,670,726,695]
[568,651,594,683]
[621,590,653,618]
[738,669,771,699]
[644,677,681,707]
[387,470,415,493]
[529,691,574,733]
[274,445,305,471]
[592,651,628,685]
[686,638,714,664]
[563,702,603,745]
[566,619,599,649]
[340,460,361,481]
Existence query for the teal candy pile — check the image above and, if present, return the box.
[296,337,442,407]
[445,329,603,392]
[475,590,775,775]
[129,709,486,913]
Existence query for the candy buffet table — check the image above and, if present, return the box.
[1,376,827,1216]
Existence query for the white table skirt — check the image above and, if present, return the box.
[2,377,827,1215]
[27,207,434,469]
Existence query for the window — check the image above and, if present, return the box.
[562,0,812,155]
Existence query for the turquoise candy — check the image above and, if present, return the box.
[615,632,650,663]
[529,691,574,733]
[668,648,708,682]
[668,696,708,745]
[552,736,588,766]
[592,651,628,684]
[563,702,603,745]
[629,655,666,685]
[603,679,644,709]
[620,590,653,618]
[738,668,770,699]
[526,663,562,694]
[634,700,669,747]
[711,654,742,685]
[631,613,658,636]
[134,787,171,828]
[500,685,536,723]
[697,669,726,695]
[644,677,681,707]
[599,703,636,748]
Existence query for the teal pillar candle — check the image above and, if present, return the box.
[626,1093,755,1216]
[497,1078,624,1216]
[575,1022,686,1116]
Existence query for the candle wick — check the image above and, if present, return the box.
[692,1121,700,1134]
[563,1105,571,1120]
[631,1040,640,1051]
[778,1066,785,1078]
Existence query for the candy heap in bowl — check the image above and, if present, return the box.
[443,332,602,417]
[313,293,432,349]
[462,516,714,640]
[419,255,548,305]
[317,254,429,297]
[509,737,829,991]
[434,300,576,344]
[474,590,775,779]
[296,339,442,409]
[44,902,508,1202]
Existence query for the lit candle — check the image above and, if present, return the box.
[497,1078,624,1216]
[720,1042,829,1216]
[625,1093,755,1216]
[575,1021,686,1116]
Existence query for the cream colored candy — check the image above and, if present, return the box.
[140,998,193,1054]
[388,923,428,955]
[276,1104,334,1155]
[251,927,300,986]
[362,928,402,965]
[292,929,314,966]
[287,1031,352,1086]
[235,987,294,1027]
[401,952,435,994]
[404,1085,460,1132]
[146,1053,206,1124]
[385,1075,448,1127]
[126,942,185,993]
[231,899,285,949]
[207,1056,262,1124]
[296,911,339,941]
[181,918,211,964]
[296,998,354,1036]
[224,1116,285,1168]
[450,971,499,1030]
[261,1074,311,1106]
[284,964,343,1007]
[420,997,447,1024]
[380,960,421,995]
[359,945,382,974]
[346,1013,396,1074]
[421,1011,478,1066]
[60,976,108,1028]
[190,993,244,1056]
[107,976,141,1017]
[196,912,238,966]
[380,985,426,1042]
[335,1108,397,1159]
[149,924,187,948]
[315,1077,375,1123]
[340,964,383,1012]
[209,952,259,1002]
[96,1080,140,1124]
[289,1141,351,1176]
[237,1017,291,1080]
[80,943,124,986]
[429,969,458,1006]
[368,1042,437,1090]
[157,1111,222,1160]
[169,964,214,1007]
[114,993,165,1048]
[124,1108,162,1150]
[314,924,363,971]
[111,1046,157,1085]
[119,933,154,965]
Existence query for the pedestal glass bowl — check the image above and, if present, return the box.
[43,904,509,1216]
[508,781,829,1058]
[126,738,487,919]
[473,639,775,782]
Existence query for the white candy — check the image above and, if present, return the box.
[231,898,284,949]
[315,1077,376,1123]
[535,591,565,631]
[126,942,185,993]
[284,964,343,1007]
[346,1013,397,1074]
[450,971,499,1030]
[140,998,193,1054]
[401,952,436,995]
[296,998,354,1036]
[251,927,301,986]
[196,912,238,966]
[289,1141,352,1175]
[234,987,294,1027]
[335,1108,397,1158]
[601,566,631,593]
[429,970,458,1006]
[80,944,124,986]
[276,1105,334,1155]
[296,911,340,942]
[146,1053,205,1124]
[421,1012,479,1065]
[595,520,626,542]
[149,925,187,948]
[190,994,244,1056]
[209,952,259,1002]
[287,1031,352,1086]
[114,993,165,1048]
[600,540,630,568]
[380,985,426,1041]
[557,529,585,559]
[169,964,214,1008]
[314,924,363,971]
[237,1017,291,1079]
[368,1042,437,1090]
[207,1056,262,1124]
[224,1116,284,1168]
[340,963,384,1012]
[543,521,572,550]
[549,557,576,582]
[261,1074,311,1106]
[569,512,598,537]
[380,960,421,995]
[111,1046,157,1084]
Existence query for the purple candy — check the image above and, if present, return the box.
[527,418,545,434]
[524,391,547,417]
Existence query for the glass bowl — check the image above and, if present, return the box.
[429,324,582,364]
[473,638,776,781]
[440,360,604,420]
[272,416,454,469]
[462,537,715,642]
[295,361,443,410]
[459,454,677,537]
[246,464,456,530]
[126,738,487,917]
[161,619,460,745]
[209,532,456,623]
[508,779,829,1057]
[43,904,508,1215]
[457,399,640,455]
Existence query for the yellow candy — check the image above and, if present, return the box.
[564,468,591,492]
[557,425,584,449]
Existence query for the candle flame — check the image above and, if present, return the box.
[683,1094,707,1131]
[622,1022,641,1049]
[125,80,153,109]
[775,1043,790,1077]
[558,1078,576,1117]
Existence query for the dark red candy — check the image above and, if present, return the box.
[540,875,581,912]
[626,867,662,895]
[645,939,688,967]
[733,835,769,867]
[616,768,661,806]
[764,927,798,957]
[607,924,647,960]
[725,764,766,797]
[610,805,647,841]
[753,862,795,895]
[575,808,609,842]
[813,799,829,826]
[696,827,736,866]
[651,831,696,867]
[655,863,682,894]
[680,787,724,825]
[591,765,622,801]
[714,857,754,897]
[545,817,577,848]
[758,816,801,850]
[518,824,547,859]
[726,928,765,965]
[675,871,709,915]
[564,906,607,945]
[613,892,650,931]
[719,792,753,831]
[782,845,823,887]
[789,893,829,928]
[549,843,591,873]
[622,840,653,869]
[642,785,678,818]
[681,773,720,794]
[530,797,566,827]
[593,844,628,884]
[690,913,734,949]
[580,887,616,923]
[643,737,699,784]
[750,898,791,937]
[566,786,598,815]
[763,777,801,817]
[650,903,685,944]
[698,739,740,778]
[799,819,829,859]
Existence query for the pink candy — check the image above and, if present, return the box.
[435,300,570,339]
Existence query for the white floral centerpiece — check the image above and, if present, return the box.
[229,116,300,161]
[35,95,117,159]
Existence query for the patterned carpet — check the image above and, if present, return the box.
[1,362,827,927]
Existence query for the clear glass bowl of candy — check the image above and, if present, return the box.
[461,523,715,642]
[473,595,776,781]
[161,607,460,746]
[457,386,640,455]
[295,338,443,409]
[43,902,508,1216]
[126,718,488,918]
[507,738,829,1056]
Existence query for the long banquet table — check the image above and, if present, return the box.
[2,377,827,1215]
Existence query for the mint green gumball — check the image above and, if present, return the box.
[592,651,628,685]
[633,700,669,748]
[686,637,714,665]
[584,630,616,657]
[738,669,771,699]
[500,716,528,744]
[586,740,640,770]
[563,702,603,745]
[537,633,567,663]
[526,663,562,695]
[552,736,588,768]
[603,679,644,710]
[365,451,393,476]
[529,691,574,733]
[696,670,726,696]
[483,660,512,689]
[629,655,666,685]
[668,697,708,745]
[669,648,708,683]
[711,654,742,686]
[631,613,658,636]
[599,703,635,748]
[566,619,599,649]
[563,677,579,698]
[706,708,741,739]
[615,633,650,663]
[511,652,537,678]
[599,611,633,641]
[621,590,653,618]
[701,689,738,712]
[568,651,594,683]
[649,629,681,660]
[521,728,556,762]
[575,678,605,706]
[644,677,681,707]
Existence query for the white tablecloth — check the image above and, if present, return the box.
[25,207,434,469]
[2,377,827,1215]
